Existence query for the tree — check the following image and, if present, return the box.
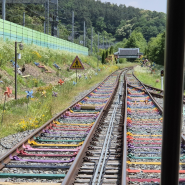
[110,46,114,54]
[124,30,147,53]
[96,17,107,32]
[102,51,105,64]
[147,32,165,65]
[116,22,132,39]
[105,50,108,58]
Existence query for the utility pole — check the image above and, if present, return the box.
[72,11,74,43]
[103,36,104,49]
[97,32,99,70]
[98,32,99,53]
[56,0,58,36]
[2,0,6,20]
[15,42,17,99]
[44,21,46,33]
[84,21,85,47]
[45,0,49,34]
[47,0,49,34]
[58,26,59,38]
[91,27,93,55]
[23,12,25,26]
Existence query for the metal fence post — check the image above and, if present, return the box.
[15,41,17,100]
[2,0,6,20]
[23,12,25,26]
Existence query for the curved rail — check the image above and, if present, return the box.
[133,72,185,103]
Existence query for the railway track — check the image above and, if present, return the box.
[72,71,126,185]
[0,68,129,184]
[123,71,185,185]
[1,67,184,185]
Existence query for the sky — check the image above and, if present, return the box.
[100,0,167,13]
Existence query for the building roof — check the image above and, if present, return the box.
[119,48,139,56]
[114,48,143,58]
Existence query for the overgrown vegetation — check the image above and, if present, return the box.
[114,30,165,66]
[134,64,164,89]
[0,38,137,138]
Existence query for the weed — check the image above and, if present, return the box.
[134,65,164,89]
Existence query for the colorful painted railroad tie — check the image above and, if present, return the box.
[0,72,119,183]
[126,73,185,184]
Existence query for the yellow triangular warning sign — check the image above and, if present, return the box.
[70,56,85,70]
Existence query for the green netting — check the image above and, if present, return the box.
[0,19,88,55]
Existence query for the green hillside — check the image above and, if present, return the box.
[0,1,166,43]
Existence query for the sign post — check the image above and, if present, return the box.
[76,69,77,83]
[70,56,85,83]
[161,70,164,90]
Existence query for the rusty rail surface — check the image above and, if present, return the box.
[0,69,129,171]
[61,68,133,185]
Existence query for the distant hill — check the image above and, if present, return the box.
[1,1,166,42]
[59,0,166,41]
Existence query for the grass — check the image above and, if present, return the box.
[0,38,102,70]
[0,62,137,138]
[134,65,164,89]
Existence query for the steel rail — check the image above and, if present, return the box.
[0,69,126,171]
[133,72,185,102]
[92,72,124,185]
[132,72,163,113]
[61,68,133,185]
[127,83,163,98]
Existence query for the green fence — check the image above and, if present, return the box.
[0,19,88,55]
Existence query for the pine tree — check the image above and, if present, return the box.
[106,50,108,58]
[110,46,114,54]
[102,52,105,64]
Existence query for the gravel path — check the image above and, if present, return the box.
[0,82,100,158]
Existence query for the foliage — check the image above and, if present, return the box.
[124,30,147,53]
[113,38,128,52]
[109,46,114,54]
[147,32,165,65]
[59,0,166,42]
[102,51,105,64]
[0,38,103,71]
[134,65,164,89]
[105,50,108,58]
[0,62,137,138]
[1,1,166,47]
[119,58,127,63]
[116,20,132,39]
